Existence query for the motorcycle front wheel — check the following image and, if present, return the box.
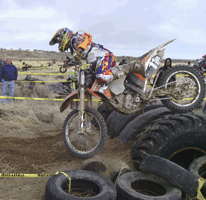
[63,107,107,159]
[158,65,205,113]
[60,66,67,73]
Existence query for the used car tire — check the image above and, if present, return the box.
[140,155,199,197]
[107,112,136,139]
[45,170,117,200]
[109,103,166,139]
[110,168,131,183]
[97,102,114,121]
[188,155,206,179]
[119,107,172,144]
[116,171,182,200]
[131,113,206,170]
[106,103,165,139]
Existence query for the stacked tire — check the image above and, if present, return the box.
[45,104,206,199]
[131,112,206,170]
[45,170,117,200]
[97,102,173,142]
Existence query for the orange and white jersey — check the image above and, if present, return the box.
[70,31,112,63]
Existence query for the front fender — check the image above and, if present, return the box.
[60,90,79,113]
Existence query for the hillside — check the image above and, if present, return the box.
[0,48,194,64]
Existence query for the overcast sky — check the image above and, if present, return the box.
[0,0,206,60]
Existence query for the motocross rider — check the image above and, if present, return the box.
[49,28,145,91]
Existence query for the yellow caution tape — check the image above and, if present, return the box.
[19,72,71,75]
[197,178,206,200]
[55,171,71,194]
[0,173,53,177]
[0,95,206,101]
[72,99,101,101]
[24,67,49,70]
[31,67,49,69]
[0,96,64,101]
[16,80,71,83]
[19,71,206,76]
[0,171,72,193]
[0,96,101,101]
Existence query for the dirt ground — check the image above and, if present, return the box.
[0,101,133,200]
[0,131,131,200]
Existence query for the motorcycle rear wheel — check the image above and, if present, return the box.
[60,66,67,73]
[63,107,107,159]
[158,65,205,113]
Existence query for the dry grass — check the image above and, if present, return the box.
[0,60,102,138]
[0,61,72,137]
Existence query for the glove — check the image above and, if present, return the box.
[74,48,83,60]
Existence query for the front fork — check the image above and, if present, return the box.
[78,70,93,131]
[79,70,85,128]
[79,87,85,128]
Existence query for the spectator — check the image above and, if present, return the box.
[153,58,175,85]
[161,58,175,82]
[0,59,18,105]
[159,58,172,71]
[119,59,127,65]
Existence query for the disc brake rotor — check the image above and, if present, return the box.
[171,77,195,99]
[74,122,92,143]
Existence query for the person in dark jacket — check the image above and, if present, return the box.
[0,59,18,105]
[159,58,172,71]
[153,58,173,86]
[158,58,175,82]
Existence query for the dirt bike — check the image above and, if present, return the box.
[59,56,77,73]
[22,64,32,71]
[60,39,205,159]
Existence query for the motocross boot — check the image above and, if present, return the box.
[110,60,145,80]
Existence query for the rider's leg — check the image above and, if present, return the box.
[96,55,145,87]
[96,53,116,87]
[111,60,145,80]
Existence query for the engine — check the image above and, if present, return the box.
[123,93,141,110]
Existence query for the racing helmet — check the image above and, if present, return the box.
[49,28,74,52]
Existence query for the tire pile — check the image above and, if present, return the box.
[45,103,206,199]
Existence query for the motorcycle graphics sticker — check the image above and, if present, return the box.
[145,55,161,78]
